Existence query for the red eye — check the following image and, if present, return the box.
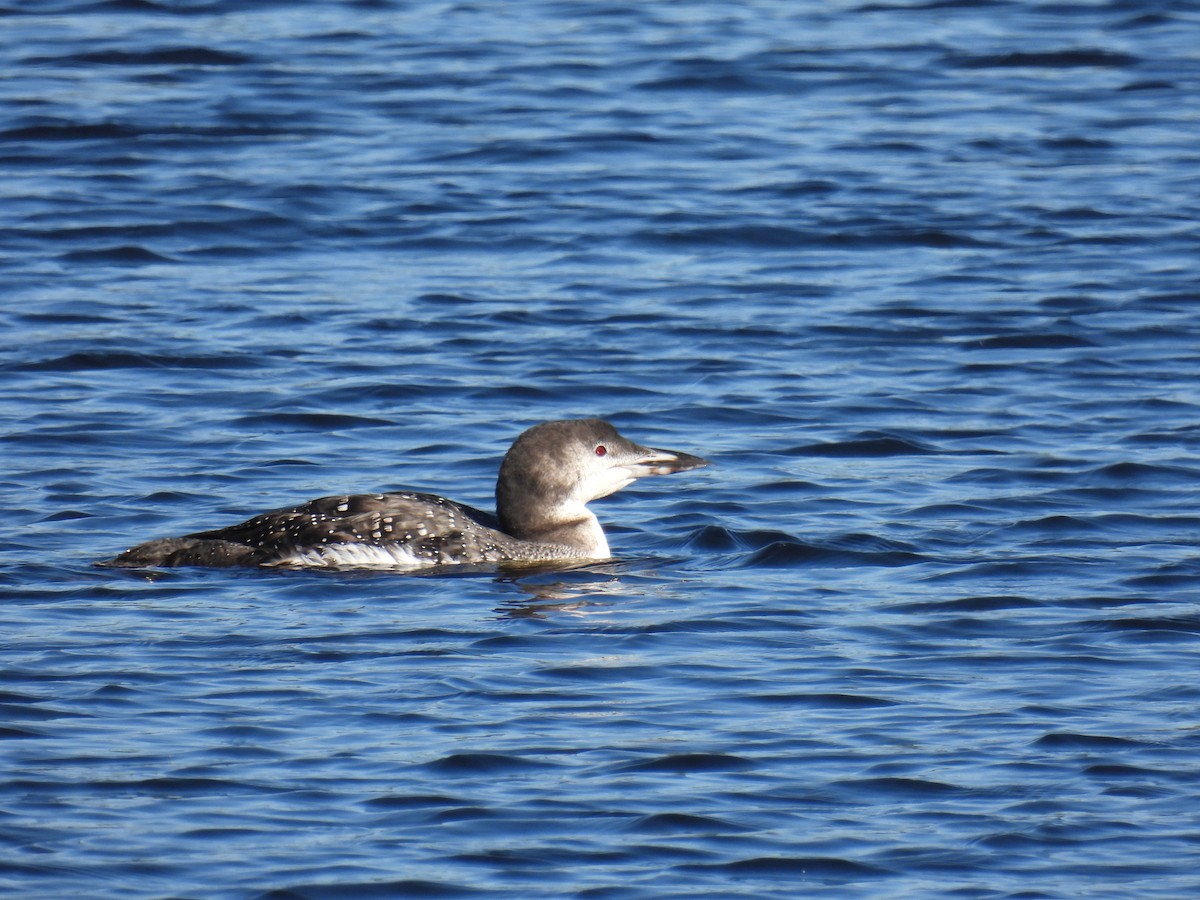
[595,444,607,457]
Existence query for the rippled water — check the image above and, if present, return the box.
[3,1,1200,897]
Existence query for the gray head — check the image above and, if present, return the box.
[495,418,708,539]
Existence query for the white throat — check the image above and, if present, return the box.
[575,509,610,558]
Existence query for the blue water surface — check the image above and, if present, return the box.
[2,0,1200,897]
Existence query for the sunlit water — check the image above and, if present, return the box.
[2,1,1199,897]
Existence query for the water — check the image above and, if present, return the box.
[2,0,1200,896]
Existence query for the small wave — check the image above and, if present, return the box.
[260,878,486,898]
[1041,136,1114,152]
[1087,461,1200,485]
[744,541,925,569]
[636,224,990,250]
[66,775,283,795]
[1098,616,1200,636]
[10,350,258,372]
[684,524,748,551]
[1124,568,1197,589]
[681,856,891,879]
[617,753,755,774]
[627,812,749,834]
[1119,79,1175,92]
[1083,764,1185,780]
[637,73,782,92]
[360,794,465,810]
[949,49,1140,68]
[199,723,290,741]
[635,57,795,94]
[28,210,303,247]
[637,224,811,248]
[1033,732,1153,750]
[2,118,301,144]
[897,595,1042,614]
[231,412,394,430]
[534,663,658,682]
[59,245,176,264]
[16,309,120,326]
[976,831,1072,851]
[39,509,93,522]
[0,725,46,739]
[968,332,1096,350]
[749,692,898,709]
[1002,515,1107,538]
[686,526,926,569]
[557,129,663,150]
[1,120,140,142]
[421,753,556,775]
[784,434,937,457]
[834,776,970,798]
[35,47,252,67]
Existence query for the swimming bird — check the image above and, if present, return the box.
[103,418,708,569]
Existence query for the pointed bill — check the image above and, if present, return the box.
[624,446,710,478]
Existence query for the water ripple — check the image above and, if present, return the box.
[2,0,1198,897]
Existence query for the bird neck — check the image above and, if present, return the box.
[499,499,611,559]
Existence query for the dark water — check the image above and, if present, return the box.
[3,0,1200,896]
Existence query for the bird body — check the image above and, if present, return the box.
[104,418,707,570]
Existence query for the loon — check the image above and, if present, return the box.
[103,418,708,570]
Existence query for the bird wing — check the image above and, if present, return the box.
[188,491,508,566]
